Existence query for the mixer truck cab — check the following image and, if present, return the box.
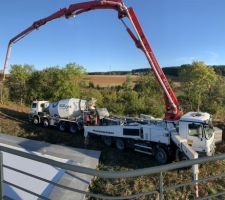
[31,101,49,114]
[30,101,49,124]
[177,112,216,156]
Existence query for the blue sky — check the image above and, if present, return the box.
[0,0,225,72]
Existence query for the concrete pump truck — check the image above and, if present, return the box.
[1,0,222,166]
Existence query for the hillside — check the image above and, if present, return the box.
[0,102,225,199]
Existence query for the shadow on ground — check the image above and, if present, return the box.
[0,107,28,122]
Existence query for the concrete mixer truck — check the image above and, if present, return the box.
[29,98,109,133]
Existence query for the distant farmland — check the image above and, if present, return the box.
[85,75,139,87]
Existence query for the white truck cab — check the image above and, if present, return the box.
[179,112,216,156]
[29,101,50,125]
[31,101,49,115]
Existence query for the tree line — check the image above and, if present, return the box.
[1,61,225,119]
[89,65,225,77]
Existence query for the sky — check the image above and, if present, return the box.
[0,0,225,72]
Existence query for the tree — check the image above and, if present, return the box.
[0,82,9,104]
[8,64,34,104]
[117,90,144,116]
[179,61,218,111]
[202,76,225,118]
[80,88,103,107]
[101,88,125,115]
[52,64,84,100]
[134,74,164,117]
[27,63,86,102]
[121,75,133,91]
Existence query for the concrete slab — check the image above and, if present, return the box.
[0,133,101,200]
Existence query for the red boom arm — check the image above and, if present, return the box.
[1,0,183,120]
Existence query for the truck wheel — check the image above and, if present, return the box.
[180,154,188,161]
[59,122,66,132]
[115,139,125,151]
[155,147,168,164]
[33,116,39,125]
[70,124,78,134]
[102,136,112,147]
[42,119,49,128]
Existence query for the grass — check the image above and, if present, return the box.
[0,102,225,199]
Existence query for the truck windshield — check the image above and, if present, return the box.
[32,103,37,108]
[204,125,214,139]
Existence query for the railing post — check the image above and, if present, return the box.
[193,164,199,198]
[0,151,4,199]
[159,172,164,200]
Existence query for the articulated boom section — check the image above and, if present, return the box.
[2,0,182,120]
[125,8,182,120]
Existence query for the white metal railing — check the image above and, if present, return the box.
[0,145,225,200]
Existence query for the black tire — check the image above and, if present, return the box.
[58,122,66,132]
[33,116,39,125]
[69,123,78,134]
[102,136,112,147]
[42,118,49,128]
[180,155,188,161]
[115,139,125,151]
[176,150,188,162]
[155,147,168,164]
